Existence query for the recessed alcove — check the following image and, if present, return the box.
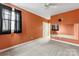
[51,24,74,39]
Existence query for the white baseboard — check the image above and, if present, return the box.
[52,39,79,46]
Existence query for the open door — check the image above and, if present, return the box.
[43,22,51,39]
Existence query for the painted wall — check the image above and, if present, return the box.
[50,9,79,35]
[59,24,74,35]
[49,9,79,24]
[49,9,79,42]
[0,4,48,50]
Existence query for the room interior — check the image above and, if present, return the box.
[0,3,79,56]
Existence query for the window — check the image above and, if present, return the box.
[14,9,22,33]
[0,4,12,34]
[0,4,22,34]
[11,8,15,33]
[51,24,59,31]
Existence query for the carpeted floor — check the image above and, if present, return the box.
[0,39,79,56]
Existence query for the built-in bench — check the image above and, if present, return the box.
[51,34,74,39]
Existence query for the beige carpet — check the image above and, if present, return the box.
[0,39,79,56]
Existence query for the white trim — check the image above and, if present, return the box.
[52,39,79,46]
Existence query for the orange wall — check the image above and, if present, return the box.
[50,9,79,35]
[49,9,79,24]
[58,24,74,35]
[50,9,79,44]
[0,4,48,50]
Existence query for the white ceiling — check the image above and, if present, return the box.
[12,3,79,19]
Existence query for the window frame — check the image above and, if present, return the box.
[0,4,22,34]
[0,3,12,34]
[51,24,59,31]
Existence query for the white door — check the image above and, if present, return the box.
[38,22,51,43]
[43,22,51,38]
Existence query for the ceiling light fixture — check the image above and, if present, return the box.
[44,3,58,8]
